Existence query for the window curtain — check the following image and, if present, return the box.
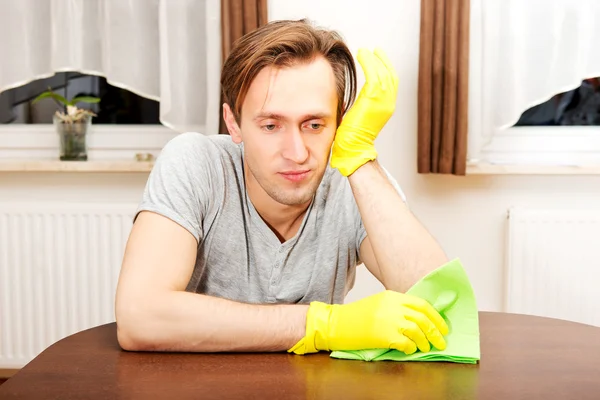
[219,0,268,134]
[417,0,470,175]
[474,0,600,153]
[0,0,221,134]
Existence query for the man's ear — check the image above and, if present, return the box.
[223,103,242,144]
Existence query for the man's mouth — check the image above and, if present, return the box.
[279,170,311,182]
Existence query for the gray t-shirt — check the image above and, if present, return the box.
[135,132,404,305]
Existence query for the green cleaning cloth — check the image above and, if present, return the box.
[330,258,480,363]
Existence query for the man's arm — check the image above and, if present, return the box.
[114,211,308,352]
[349,160,448,293]
[329,48,447,292]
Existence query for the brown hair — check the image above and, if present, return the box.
[221,19,357,126]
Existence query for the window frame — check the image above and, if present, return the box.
[466,0,600,172]
[0,124,182,161]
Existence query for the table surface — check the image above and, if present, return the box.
[1,311,600,399]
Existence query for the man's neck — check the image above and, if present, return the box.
[244,168,311,243]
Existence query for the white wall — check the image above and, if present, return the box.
[269,0,600,311]
[5,0,598,319]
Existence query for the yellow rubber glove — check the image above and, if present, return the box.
[288,290,448,355]
[330,48,399,176]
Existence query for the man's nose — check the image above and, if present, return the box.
[282,128,309,164]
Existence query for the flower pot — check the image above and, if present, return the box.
[54,114,91,161]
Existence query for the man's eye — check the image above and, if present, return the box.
[306,123,323,131]
[263,124,277,131]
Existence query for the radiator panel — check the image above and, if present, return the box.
[0,203,135,368]
[506,208,600,327]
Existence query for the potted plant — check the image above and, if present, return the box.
[32,88,100,161]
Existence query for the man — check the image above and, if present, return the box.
[115,19,449,356]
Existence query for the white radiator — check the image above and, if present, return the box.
[506,207,600,327]
[0,202,136,369]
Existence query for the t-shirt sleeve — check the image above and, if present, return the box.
[355,164,407,262]
[134,132,217,244]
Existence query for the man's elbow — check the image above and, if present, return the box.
[115,305,158,351]
[116,325,141,351]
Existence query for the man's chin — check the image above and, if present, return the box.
[273,188,316,207]
[269,169,324,205]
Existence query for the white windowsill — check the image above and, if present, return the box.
[0,124,181,172]
[466,163,600,175]
[469,126,600,175]
[0,159,154,173]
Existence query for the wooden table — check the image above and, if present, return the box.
[1,312,599,399]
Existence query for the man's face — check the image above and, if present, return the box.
[232,56,338,207]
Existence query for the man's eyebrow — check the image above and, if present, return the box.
[300,113,332,120]
[253,112,285,121]
[253,112,332,121]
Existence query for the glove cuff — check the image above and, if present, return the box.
[330,144,378,177]
[287,301,332,354]
[332,153,378,176]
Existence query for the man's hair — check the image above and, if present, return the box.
[221,19,357,126]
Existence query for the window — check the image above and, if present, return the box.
[466,0,600,172]
[0,72,177,162]
[515,78,600,127]
[472,79,600,168]
[0,72,160,125]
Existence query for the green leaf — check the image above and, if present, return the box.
[32,91,68,105]
[68,96,101,106]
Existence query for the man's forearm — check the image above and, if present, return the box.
[348,160,448,292]
[116,291,308,352]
